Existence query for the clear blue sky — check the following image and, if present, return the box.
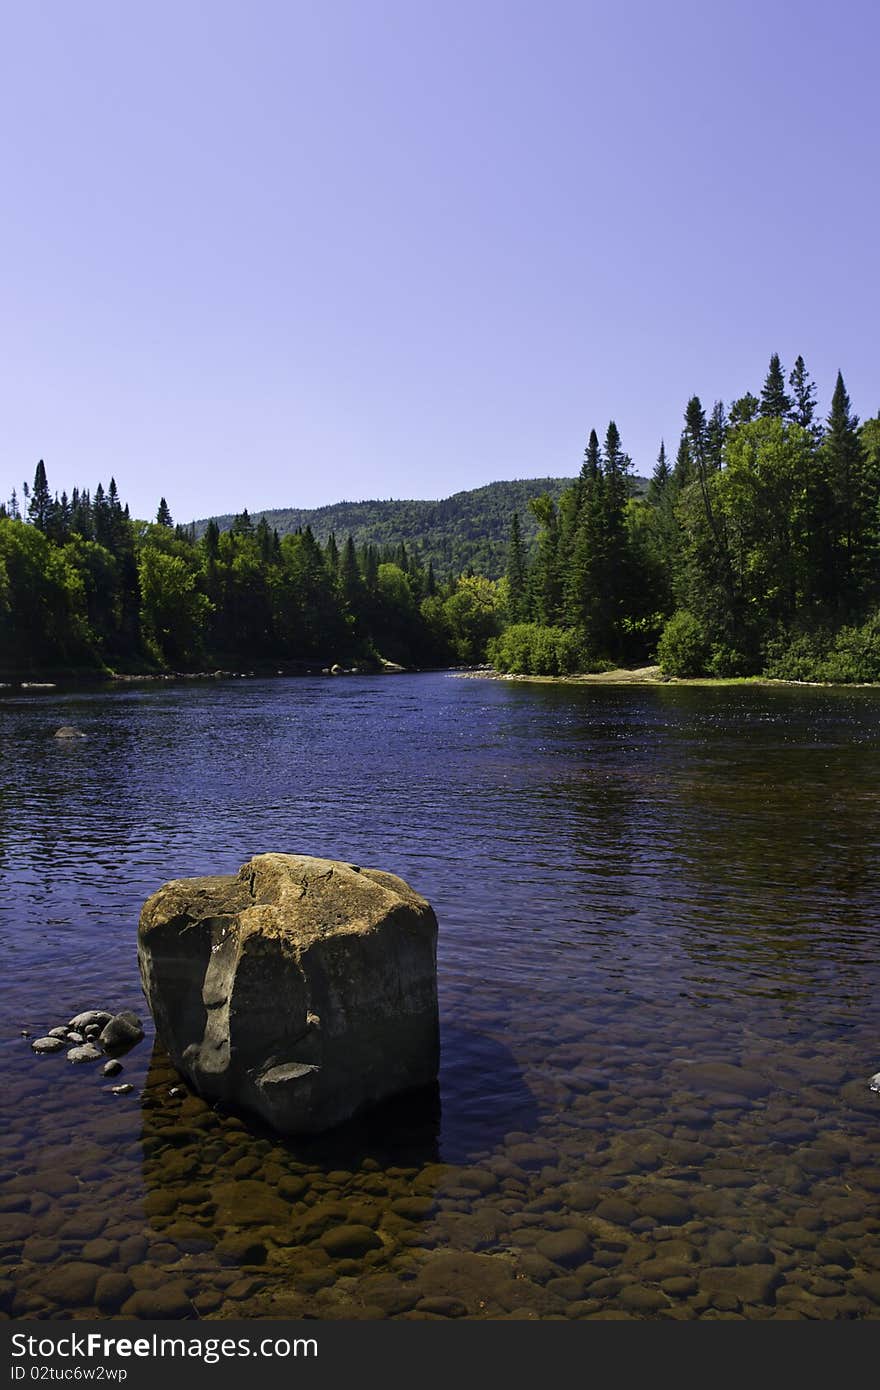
[1,1,877,523]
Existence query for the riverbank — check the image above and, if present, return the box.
[0,658,418,691]
[458,665,872,688]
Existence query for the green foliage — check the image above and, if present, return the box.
[487,623,590,676]
[138,547,211,665]
[656,611,710,677]
[763,615,880,683]
[194,478,654,582]
[439,575,505,662]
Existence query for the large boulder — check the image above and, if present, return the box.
[137,853,439,1134]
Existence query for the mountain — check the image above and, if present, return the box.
[194,475,648,579]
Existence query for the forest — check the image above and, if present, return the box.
[494,355,880,682]
[0,471,503,675]
[1,354,878,683]
[195,477,586,581]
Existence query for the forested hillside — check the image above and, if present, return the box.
[195,477,622,579]
[3,354,877,683]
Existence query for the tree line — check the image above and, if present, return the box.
[0,473,506,675]
[3,352,878,682]
[494,354,880,681]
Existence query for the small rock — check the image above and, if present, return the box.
[48,1026,71,1039]
[319,1225,382,1258]
[67,1043,104,1063]
[99,1012,144,1051]
[102,1059,123,1077]
[169,1086,185,1097]
[85,1025,102,1039]
[20,1029,31,1038]
[109,1083,134,1095]
[869,1072,880,1093]
[53,726,87,740]
[95,1273,135,1314]
[536,1229,593,1268]
[122,1284,193,1319]
[66,1031,85,1045]
[68,1011,112,1031]
[31,1036,65,1054]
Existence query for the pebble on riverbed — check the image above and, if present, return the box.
[109,1083,134,1095]
[27,1008,145,1078]
[869,1072,880,1093]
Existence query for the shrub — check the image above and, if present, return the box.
[488,623,589,676]
[656,611,710,677]
[763,614,880,683]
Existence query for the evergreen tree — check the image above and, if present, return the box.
[325,532,339,581]
[823,371,870,606]
[528,494,562,625]
[759,353,791,418]
[648,440,670,506]
[706,401,728,471]
[339,533,365,617]
[28,460,52,531]
[788,355,820,436]
[672,433,693,488]
[729,392,760,427]
[505,512,529,623]
[156,497,174,527]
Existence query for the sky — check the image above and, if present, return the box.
[1,1,877,524]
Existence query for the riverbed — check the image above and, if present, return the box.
[1,672,878,1319]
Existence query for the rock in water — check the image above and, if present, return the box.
[53,727,87,739]
[99,1012,144,1051]
[869,1072,880,1093]
[138,853,439,1134]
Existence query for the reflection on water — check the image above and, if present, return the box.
[1,673,879,1319]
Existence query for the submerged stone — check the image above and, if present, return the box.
[138,853,439,1135]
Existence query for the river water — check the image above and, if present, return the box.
[1,672,879,1319]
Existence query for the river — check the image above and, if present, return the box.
[1,672,879,1318]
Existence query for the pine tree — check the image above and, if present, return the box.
[339,534,365,616]
[759,353,791,418]
[672,433,693,488]
[325,532,339,581]
[729,392,760,427]
[7,488,20,521]
[527,495,562,625]
[505,512,529,622]
[706,401,728,471]
[788,355,820,436]
[156,497,174,527]
[28,460,52,531]
[823,371,870,606]
[648,440,670,506]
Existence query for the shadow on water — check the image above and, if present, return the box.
[138,1023,539,1228]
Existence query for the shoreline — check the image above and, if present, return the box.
[456,665,880,689]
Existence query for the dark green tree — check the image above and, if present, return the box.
[505,512,529,623]
[788,355,820,436]
[156,497,174,527]
[759,353,791,418]
[28,460,52,532]
[729,392,760,427]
